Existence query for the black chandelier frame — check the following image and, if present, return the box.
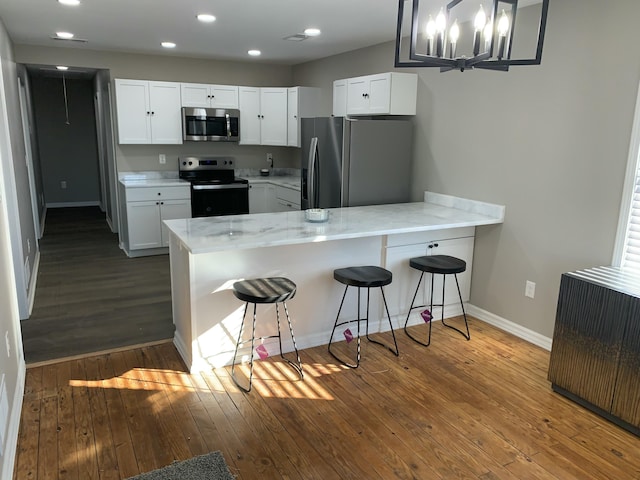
[394,0,550,72]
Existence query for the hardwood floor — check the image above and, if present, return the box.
[21,207,175,364]
[14,318,640,479]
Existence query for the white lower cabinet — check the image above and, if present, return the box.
[274,185,300,211]
[248,183,275,213]
[249,181,300,213]
[384,228,475,322]
[122,185,191,255]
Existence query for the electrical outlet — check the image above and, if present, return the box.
[266,153,273,163]
[60,180,67,189]
[525,280,536,299]
[159,154,166,164]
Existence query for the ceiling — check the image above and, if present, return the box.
[0,0,403,67]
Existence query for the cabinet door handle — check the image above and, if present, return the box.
[434,243,439,248]
[157,192,161,196]
[161,202,164,205]
[428,244,433,249]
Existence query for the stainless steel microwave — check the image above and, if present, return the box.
[182,107,240,142]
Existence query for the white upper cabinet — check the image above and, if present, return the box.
[345,72,417,116]
[115,79,182,144]
[332,79,348,117]
[239,87,288,146]
[287,86,320,147]
[180,83,239,109]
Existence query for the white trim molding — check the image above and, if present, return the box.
[27,250,40,315]
[466,304,553,351]
[46,201,101,208]
[612,79,640,266]
[1,359,26,480]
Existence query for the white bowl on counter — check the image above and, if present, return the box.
[304,208,329,223]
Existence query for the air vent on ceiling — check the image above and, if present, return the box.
[50,36,88,43]
[283,34,308,42]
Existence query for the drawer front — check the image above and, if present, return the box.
[386,226,475,247]
[126,185,191,202]
[276,185,300,204]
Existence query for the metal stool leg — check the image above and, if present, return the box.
[328,285,361,367]
[278,302,304,378]
[366,286,399,356]
[441,273,471,340]
[231,302,258,393]
[404,271,433,347]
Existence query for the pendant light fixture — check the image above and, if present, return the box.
[394,0,549,72]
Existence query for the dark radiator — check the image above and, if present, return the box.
[548,267,640,436]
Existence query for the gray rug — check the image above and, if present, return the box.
[127,451,235,480]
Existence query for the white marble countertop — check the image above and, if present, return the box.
[164,192,505,255]
[118,171,189,188]
[243,175,301,190]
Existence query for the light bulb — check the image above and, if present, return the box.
[498,9,510,37]
[435,8,446,34]
[474,5,487,31]
[484,22,493,40]
[449,21,460,43]
[425,15,436,39]
[55,31,74,39]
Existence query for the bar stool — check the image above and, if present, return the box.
[403,255,470,347]
[328,266,399,368]
[231,277,303,393]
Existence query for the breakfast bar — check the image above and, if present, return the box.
[164,192,505,373]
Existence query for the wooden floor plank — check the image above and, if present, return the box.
[15,319,640,480]
[95,354,139,480]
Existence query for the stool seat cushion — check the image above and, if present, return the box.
[233,277,297,304]
[409,255,466,274]
[334,266,392,288]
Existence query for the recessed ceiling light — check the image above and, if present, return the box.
[304,28,321,37]
[55,31,74,39]
[58,0,81,5]
[248,50,261,57]
[56,66,69,70]
[197,14,216,23]
[161,42,176,49]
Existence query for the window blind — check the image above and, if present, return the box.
[622,166,640,271]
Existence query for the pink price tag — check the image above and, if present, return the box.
[344,328,354,343]
[421,309,432,323]
[255,344,269,360]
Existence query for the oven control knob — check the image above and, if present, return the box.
[182,161,186,166]
[188,161,193,165]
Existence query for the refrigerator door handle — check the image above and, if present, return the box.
[308,136,318,208]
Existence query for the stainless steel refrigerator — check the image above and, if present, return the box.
[300,117,413,209]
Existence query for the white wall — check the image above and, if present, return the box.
[14,45,300,173]
[293,0,640,338]
[0,22,38,320]
[0,17,26,480]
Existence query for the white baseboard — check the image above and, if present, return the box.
[39,208,46,238]
[27,250,40,316]
[2,359,26,480]
[46,201,100,208]
[466,304,552,351]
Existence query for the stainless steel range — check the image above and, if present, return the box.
[179,156,249,217]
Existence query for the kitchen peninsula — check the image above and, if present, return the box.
[165,192,505,373]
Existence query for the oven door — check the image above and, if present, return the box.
[191,183,249,217]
